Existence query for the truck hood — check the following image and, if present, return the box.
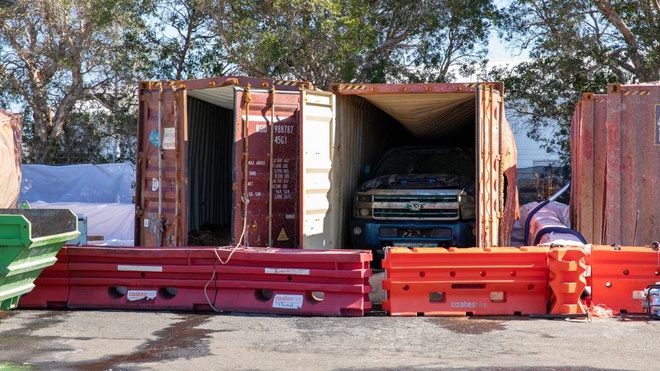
[358,174,475,195]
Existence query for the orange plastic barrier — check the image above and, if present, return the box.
[547,247,587,316]
[382,247,549,316]
[18,247,70,309]
[211,247,372,316]
[590,245,660,314]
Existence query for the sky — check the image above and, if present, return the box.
[483,34,560,168]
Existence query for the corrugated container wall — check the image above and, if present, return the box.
[571,82,660,246]
[0,109,22,208]
[604,82,660,246]
[570,93,607,244]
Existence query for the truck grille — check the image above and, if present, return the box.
[373,195,457,203]
[371,194,460,220]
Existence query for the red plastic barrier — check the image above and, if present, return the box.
[590,245,660,314]
[66,246,219,311]
[18,246,70,309]
[382,247,550,316]
[28,245,372,316]
[211,247,372,316]
[547,247,587,316]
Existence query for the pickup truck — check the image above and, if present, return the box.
[350,146,477,264]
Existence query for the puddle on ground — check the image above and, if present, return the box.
[69,314,218,370]
[427,317,506,335]
[0,310,65,350]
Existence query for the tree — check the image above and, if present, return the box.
[0,0,152,163]
[493,0,660,163]
[145,0,236,81]
[406,0,495,83]
[207,0,496,88]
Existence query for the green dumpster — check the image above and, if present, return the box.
[0,208,80,310]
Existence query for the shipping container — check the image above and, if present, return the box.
[135,76,325,248]
[0,109,22,208]
[135,78,518,249]
[331,82,518,249]
[603,82,660,246]
[569,93,607,244]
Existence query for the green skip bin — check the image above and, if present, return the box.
[0,209,80,310]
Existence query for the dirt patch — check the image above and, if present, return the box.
[187,224,231,246]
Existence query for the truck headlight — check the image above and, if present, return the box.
[359,208,371,216]
[459,194,476,219]
[355,194,372,202]
[353,226,363,235]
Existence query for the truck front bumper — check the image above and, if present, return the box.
[349,219,476,261]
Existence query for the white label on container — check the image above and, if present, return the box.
[152,178,159,191]
[265,268,310,275]
[163,127,176,150]
[272,294,303,309]
[118,265,163,272]
[127,290,157,302]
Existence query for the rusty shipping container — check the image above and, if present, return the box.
[570,93,607,244]
[135,76,333,248]
[602,82,660,246]
[331,82,518,248]
[136,78,517,249]
[0,109,22,208]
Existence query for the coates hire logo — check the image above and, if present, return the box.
[127,290,157,302]
[450,301,488,309]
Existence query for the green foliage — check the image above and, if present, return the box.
[1,0,499,163]
[143,0,234,80]
[209,0,496,88]
[0,0,151,163]
[492,0,660,165]
[22,109,136,164]
[407,0,495,82]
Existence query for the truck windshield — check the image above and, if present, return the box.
[373,147,474,178]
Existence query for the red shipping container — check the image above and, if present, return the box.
[603,83,660,246]
[570,93,607,244]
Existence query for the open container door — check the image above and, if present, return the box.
[232,86,302,248]
[300,90,336,249]
[136,81,188,247]
[475,84,507,248]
